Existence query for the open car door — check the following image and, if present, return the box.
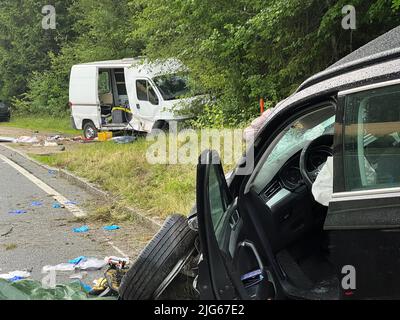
[196,150,276,300]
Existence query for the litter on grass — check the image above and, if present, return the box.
[14,136,39,144]
[112,136,136,144]
[73,226,89,233]
[103,225,120,231]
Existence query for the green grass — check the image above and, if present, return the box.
[32,138,197,220]
[0,116,80,135]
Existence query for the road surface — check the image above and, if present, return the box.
[0,144,155,288]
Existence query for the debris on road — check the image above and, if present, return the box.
[103,225,120,231]
[78,258,107,271]
[42,263,76,272]
[52,202,65,209]
[73,225,89,233]
[0,279,93,300]
[68,256,87,265]
[0,270,31,281]
[0,136,15,143]
[64,200,78,205]
[8,210,27,215]
[69,272,87,280]
[14,136,39,144]
[31,201,43,207]
[42,257,107,273]
[0,226,13,237]
[105,256,130,269]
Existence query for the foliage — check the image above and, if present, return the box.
[1,0,400,126]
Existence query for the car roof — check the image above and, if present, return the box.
[272,26,400,114]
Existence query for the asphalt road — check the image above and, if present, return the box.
[0,144,155,289]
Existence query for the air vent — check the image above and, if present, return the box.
[263,180,281,201]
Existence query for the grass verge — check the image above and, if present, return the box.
[32,138,197,220]
[0,116,80,135]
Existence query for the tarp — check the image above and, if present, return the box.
[0,279,90,300]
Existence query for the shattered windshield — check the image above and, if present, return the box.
[153,74,190,101]
[252,107,335,192]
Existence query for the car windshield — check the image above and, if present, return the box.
[153,74,190,101]
[252,107,335,193]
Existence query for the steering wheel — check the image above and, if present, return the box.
[299,134,334,188]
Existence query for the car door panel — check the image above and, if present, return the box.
[325,81,400,299]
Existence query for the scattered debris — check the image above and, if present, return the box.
[42,263,76,272]
[68,256,86,265]
[8,210,27,215]
[0,271,30,281]
[78,258,107,271]
[31,201,43,207]
[65,200,78,205]
[52,202,65,209]
[0,136,15,143]
[44,141,58,147]
[73,226,89,233]
[103,225,120,231]
[105,256,130,270]
[42,257,107,273]
[69,272,87,280]
[0,226,13,237]
[0,279,92,300]
[14,136,39,144]
[112,136,136,144]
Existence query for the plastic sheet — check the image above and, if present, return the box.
[311,156,333,206]
[0,279,89,300]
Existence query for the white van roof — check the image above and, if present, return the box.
[74,58,184,77]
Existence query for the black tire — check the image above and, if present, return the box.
[119,214,197,300]
[83,121,98,139]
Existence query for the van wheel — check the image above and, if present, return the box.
[83,121,98,139]
[119,214,197,300]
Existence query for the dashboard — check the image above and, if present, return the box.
[259,145,332,208]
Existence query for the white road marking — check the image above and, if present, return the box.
[107,240,129,258]
[0,154,86,218]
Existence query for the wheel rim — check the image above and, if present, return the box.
[85,126,96,139]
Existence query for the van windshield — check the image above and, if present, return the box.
[153,74,190,101]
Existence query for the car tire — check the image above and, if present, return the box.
[83,121,98,139]
[119,214,197,300]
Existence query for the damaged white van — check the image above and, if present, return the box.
[69,58,192,139]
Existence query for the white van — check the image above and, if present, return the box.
[69,58,192,139]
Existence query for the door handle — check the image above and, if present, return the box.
[136,104,140,109]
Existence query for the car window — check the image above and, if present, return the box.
[136,80,148,101]
[343,84,400,192]
[98,71,111,94]
[208,165,231,249]
[136,80,159,105]
[252,106,336,193]
[153,74,190,101]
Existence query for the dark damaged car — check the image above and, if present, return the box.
[119,26,400,300]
